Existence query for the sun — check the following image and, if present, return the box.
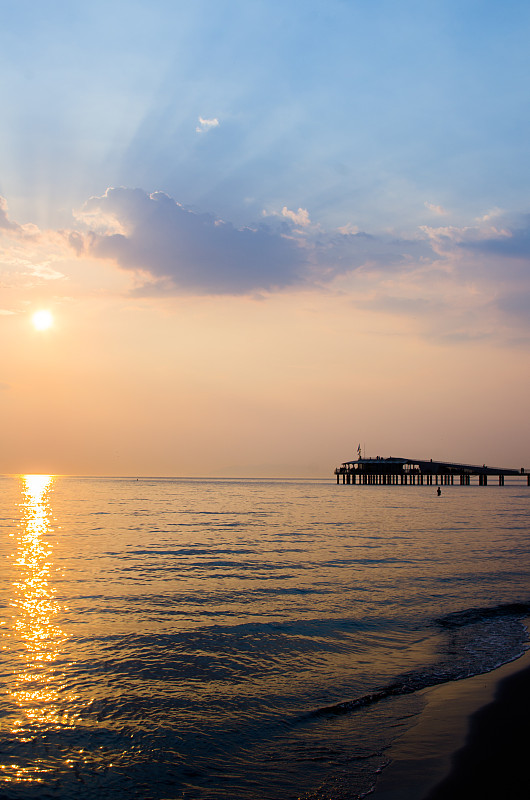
[32,310,54,331]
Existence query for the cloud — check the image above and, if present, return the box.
[0,196,40,236]
[3,186,529,341]
[0,196,73,297]
[424,201,448,216]
[409,212,530,337]
[476,208,504,223]
[337,222,359,235]
[460,219,530,259]
[0,197,18,230]
[316,228,432,280]
[78,188,307,295]
[420,212,530,266]
[196,116,219,133]
[76,188,440,297]
[263,206,314,231]
[496,289,530,321]
[0,195,60,241]
[281,207,312,227]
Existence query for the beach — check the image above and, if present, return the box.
[372,645,530,800]
[425,653,530,799]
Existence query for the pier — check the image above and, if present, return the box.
[334,456,530,486]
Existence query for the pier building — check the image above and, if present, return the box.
[334,456,529,486]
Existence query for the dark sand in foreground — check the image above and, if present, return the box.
[424,658,530,799]
[371,646,530,800]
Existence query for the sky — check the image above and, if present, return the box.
[1,0,529,476]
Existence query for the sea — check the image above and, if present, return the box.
[0,474,529,800]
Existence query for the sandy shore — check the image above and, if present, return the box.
[370,646,530,800]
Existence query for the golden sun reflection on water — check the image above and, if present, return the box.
[6,475,75,745]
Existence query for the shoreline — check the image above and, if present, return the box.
[370,644,530,800]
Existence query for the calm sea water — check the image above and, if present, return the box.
[0,475,529,799]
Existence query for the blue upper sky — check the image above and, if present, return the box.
[2,0,530,232]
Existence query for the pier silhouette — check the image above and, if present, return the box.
[335,456,529,486]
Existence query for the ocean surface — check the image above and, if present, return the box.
[0,475,529,800]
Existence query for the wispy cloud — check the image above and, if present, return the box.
[424,201,448,216]
[0,197,18,230]
[420,213,523,256]
[196,116,219,133]
[0,196,70,297]
[0,196,40,236]
[411,212,530,338]
[336,222,359,235]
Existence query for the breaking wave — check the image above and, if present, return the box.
[311,601,530,719]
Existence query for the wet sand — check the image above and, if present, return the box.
[370,646,530,800]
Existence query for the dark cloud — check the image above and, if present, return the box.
[81,188,307,295]
[78,187,435,296]
[459,216,530,259]
[495,289,530,321]
[67,230,85,254]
